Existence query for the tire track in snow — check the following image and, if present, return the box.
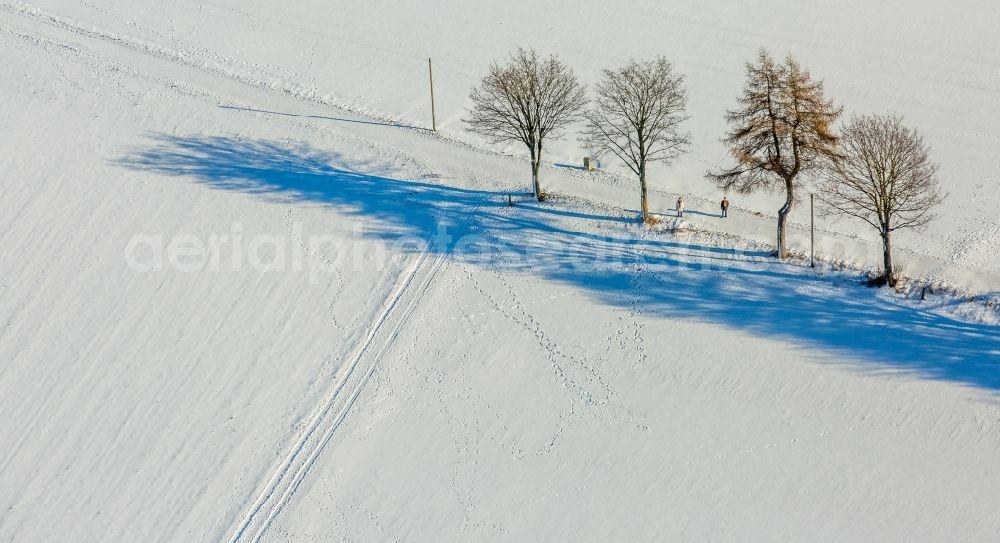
[227,248,448,543]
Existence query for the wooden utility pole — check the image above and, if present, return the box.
[428,58,437,131]
[810,193,815,268]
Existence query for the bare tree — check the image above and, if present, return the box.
[582,57,690,223]
[820,115,944,287]
[466,48,587,200]
[710,49,841,258]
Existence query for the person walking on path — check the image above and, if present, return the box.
[676,195,685,218]
[721,197,729,218]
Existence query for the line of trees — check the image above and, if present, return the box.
[465,48,689,224]
[465,47,944,287]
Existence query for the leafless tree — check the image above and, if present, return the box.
[709,49,841,258]
[820,115,944,287]
[582,57,690,223]
[466,48,587,200]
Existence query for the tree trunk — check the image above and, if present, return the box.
[639,165,649,223]
[532,160,541,200]
[882,229,895,287]
[534,144,544,201]
[776,178,794,259]
[529,146,540,200]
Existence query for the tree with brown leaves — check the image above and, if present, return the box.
[466,48,587,200]
[710,50,841,258]
[582,57,690,223]
[821,115,944,287]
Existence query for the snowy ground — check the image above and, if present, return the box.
[8,0,999,284]
[1,2,999,542]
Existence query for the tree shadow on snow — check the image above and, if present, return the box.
[118,134,1000,392]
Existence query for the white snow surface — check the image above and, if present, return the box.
[1,2,999,542]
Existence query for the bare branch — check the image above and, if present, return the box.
[820,114,945,285]
[465,48,587,198]
[581,57,691,221]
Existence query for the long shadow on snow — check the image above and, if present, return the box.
[119,134,1000,391]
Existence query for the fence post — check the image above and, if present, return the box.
[810,193,815,268]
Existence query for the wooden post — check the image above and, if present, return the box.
[810,193,815,268]
[428,58,437,131]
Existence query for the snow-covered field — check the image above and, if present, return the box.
[1,1,999,541]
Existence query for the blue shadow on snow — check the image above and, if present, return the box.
[117,134,1000,392]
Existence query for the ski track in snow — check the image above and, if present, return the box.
[227,248,448,543]
[232,179,494,540]
[0,4,445,540]
[0,6,482,541]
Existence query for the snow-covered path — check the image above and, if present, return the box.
[1,2,999,542]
